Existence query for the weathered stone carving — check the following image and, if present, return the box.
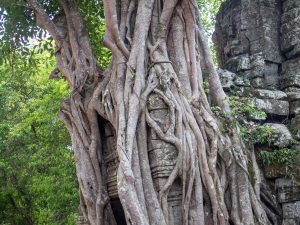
[103,123,118,199]
[147,93,183,225]
[76,207,89,225]
[214,0,300,223]
[76,216,89,225]
[98,94,183,224]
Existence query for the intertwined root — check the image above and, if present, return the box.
[28,0,280,224]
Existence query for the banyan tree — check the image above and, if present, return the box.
[20,0,281,224]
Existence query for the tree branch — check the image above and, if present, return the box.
[27,0,60,43]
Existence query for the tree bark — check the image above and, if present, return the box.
[27,0,280,224]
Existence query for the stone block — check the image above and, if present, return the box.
[291,115,300,139]
[76,216,89,225]
[245,28,262,43]
[264,62,280,87]
[281,16,300,35]
[148,93,168,110]
[233,76,251,86]
[224,55,251,72]
[250,54,265,72]
[148,141,178,175]
[261,7,280,22]
[262,19,282,62]
[250,38,264,54]
[149,109,170,129]
[264,123,292,148]
[290,100,300,115]
[278,185,300,203]
[281,29,300,54]
[218,69,236,90]
[284,87,300,93]
[282,218,300,225]
[283,0,300,13]
[281,58,300,89]
[148,139,177,179]
[276,178,294,189]
[252,98,289,116]
[282,201,300,219]
[149,128,158,140]
[264,164,287,178]
[263,41,282,64]
[148,146,177,169]
[282,57,300,74]
[237,34,251,55]
[251,77,265,88]
[285,44,300,59]
[230,39,249,56]
[252,89,287,100]
[276,178,300,203]
[281,8,300,24]
[235,87,252,97]
[260,0,279,8]
[292,154,300,183]
[287,92,300,101]
[281,74,300,90]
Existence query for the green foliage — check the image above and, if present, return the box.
[0,0,57,65]
[203,81,209,93]
[77,0,111,67]
[228,96,266,121]
[212,97,269,142]
[227,98,299,170]
[197,0,223,63]
[258,148,299,177]
[212,96,299,177]
[211,96,285,147]
[197,0,223,37]
[258,148,298,167]
[246,125,277,145]
[226,97,277,144]
[0,50,78,225]
[0,0,219,68]
[0,0,111,68]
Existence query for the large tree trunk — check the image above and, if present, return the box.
[28,0,281,224]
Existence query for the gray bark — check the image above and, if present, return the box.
[27,0,280,224]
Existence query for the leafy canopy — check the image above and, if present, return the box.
[0,48,78,225]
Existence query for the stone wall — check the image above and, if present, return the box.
[214,0,300,224]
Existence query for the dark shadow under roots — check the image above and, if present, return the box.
[98,115,126,225]
[110,198,127,225]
